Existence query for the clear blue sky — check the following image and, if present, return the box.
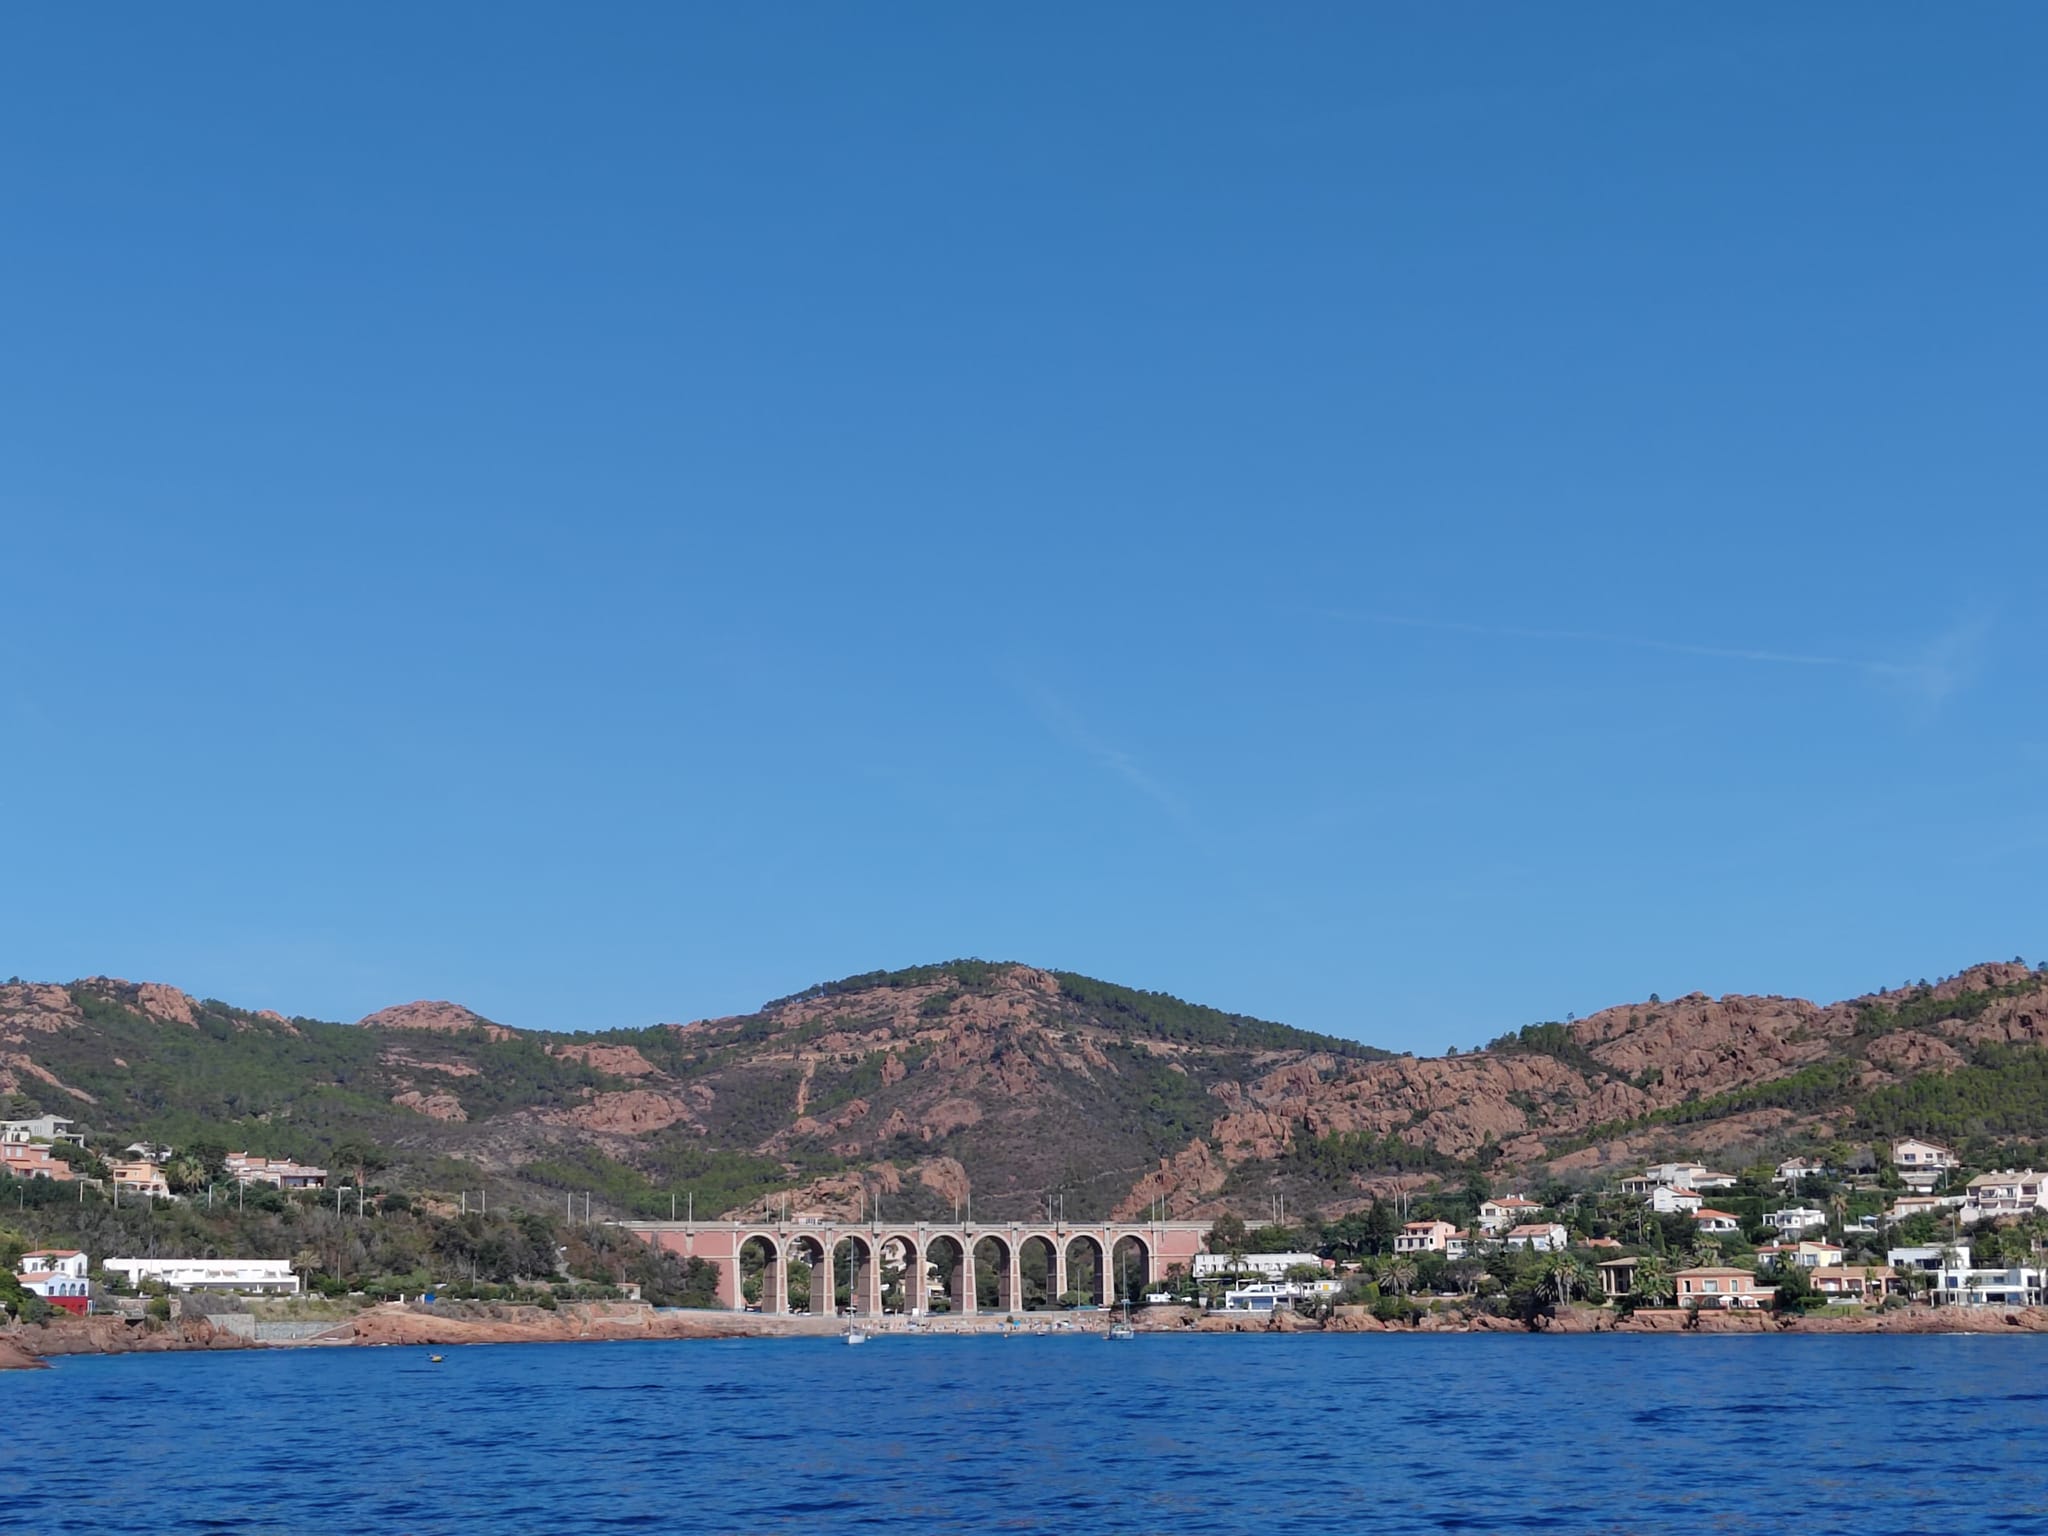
[4,8,2043,1051]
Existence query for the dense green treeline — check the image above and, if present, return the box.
[1285,1126,1470,1180]
[1484,1019,1616,1081]
[1050,972,1382,1058]
[1854,975,2048,1037]
[1856,1044,2048,1143]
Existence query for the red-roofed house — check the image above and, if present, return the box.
[1394,1220,1459,1254]
[1755,1241,1842,1270]
[1675,1267,1767,1309]
[1812,1266,1898,1305]
[1503,1223,1568,1253]
[0,1142,76,1182]
[1692,1209,1741,1234]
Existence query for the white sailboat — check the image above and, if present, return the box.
[1108,1296,1135,1340]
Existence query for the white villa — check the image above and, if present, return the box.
[1936,1256,2047,1308]
[1477,1197,1542,1233]
[1647,1186,1704,1215]
[20,1250,88,1279]
[1691,1208,1741,1235]
[1502,1223,1568,1252]
[1774,1157,1826,1185]
[1220,1279,1342,1312]
[1767,1207,1829,1236]
[1620,1164,1702,1195]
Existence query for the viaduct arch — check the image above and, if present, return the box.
[622,1218,1209,1316]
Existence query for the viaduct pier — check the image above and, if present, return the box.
[620,1218,1211,1315]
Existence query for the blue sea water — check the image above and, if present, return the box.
[5,1333,2047,1535]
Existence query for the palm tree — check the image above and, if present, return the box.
[1544,1250,1592,1307]
[1632,1257,1675,1307]
[1383,1258,1418,1298]
[1691,1236,1722,1267]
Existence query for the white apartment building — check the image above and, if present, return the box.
[1963,1171,2048,1224]
[102,1258,301,1294]
[1938,1256,2046,1307]
[1190,1252,1323,1281]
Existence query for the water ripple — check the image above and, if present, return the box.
[4,1334,2048,1534]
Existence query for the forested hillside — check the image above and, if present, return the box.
[4,958,2046,1223]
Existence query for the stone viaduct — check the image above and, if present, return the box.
[620,1218,1211,1315]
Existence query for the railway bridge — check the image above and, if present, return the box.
[619,1218,1211,1315]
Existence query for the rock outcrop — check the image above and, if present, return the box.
[357,1001,513,1041]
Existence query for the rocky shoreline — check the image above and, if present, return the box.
[9,1299,2048,1369]
[1203,1303,2048,1335]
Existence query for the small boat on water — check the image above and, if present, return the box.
[843,1326,869,1345]
[428,1354,445,1363]
[1108,1299,1135,1340]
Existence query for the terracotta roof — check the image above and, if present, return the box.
[22,1249,81,1258]
[1506,1223,1561,1237]
[1692,1209,1739,1221]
